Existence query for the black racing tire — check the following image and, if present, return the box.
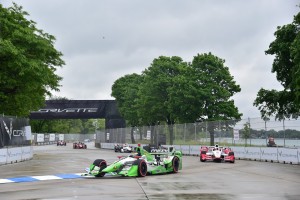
[134,159,147,177]
[200,154,206,162]
[172,156,180,173]
[93,159,107,177]
[228,152,234,156]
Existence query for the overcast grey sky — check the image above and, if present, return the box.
[2,0,299,119]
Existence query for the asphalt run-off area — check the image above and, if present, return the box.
[0,143,299,200]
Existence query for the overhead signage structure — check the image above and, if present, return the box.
[30,100,125,129]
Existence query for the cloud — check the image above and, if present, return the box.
[2,0,299,118]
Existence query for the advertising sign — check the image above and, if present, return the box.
[49,134,55,142]
[37,134,44,142]
[59,134,64,141]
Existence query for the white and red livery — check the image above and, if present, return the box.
[200,144,235,163]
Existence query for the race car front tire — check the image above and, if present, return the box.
[172,156,180,173]
[200,154,206,162]
[93,159,107,177]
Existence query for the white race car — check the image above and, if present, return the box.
[114,144,133,153]
[200,144,235,163]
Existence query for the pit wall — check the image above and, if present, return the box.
[0,146,33,166]
[99,143,300,165]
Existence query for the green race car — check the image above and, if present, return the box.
[82,145,182,177]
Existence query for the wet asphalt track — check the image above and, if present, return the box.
[0,143,299,200]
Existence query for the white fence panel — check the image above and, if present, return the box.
[260,148,278,162]
[244,147,261,160]
[6,148,22,164]
[0,149,7,165]
[277,148,299,164]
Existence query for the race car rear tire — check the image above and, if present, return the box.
[135,159,147,177]
[172,156,180,173]
[93,159,107,177]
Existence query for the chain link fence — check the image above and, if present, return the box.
[97,117,300,148]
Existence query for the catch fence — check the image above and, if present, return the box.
[97,117,300,148]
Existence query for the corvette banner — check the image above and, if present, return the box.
[30,100,125,129]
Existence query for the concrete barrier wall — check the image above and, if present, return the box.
[2,143,297,165]
[0,146,33,166]
[100,143,300,164]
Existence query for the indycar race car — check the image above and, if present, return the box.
[73,142,87,149]
[82,144,182,177]
[200,144,235,163]
[114,143,133,153]
[57,140,66,146]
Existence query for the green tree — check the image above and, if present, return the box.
[112,54,241,145]
[241,122,251,147]
[254,11,300,120]
[138,56,187,145]
[0,3,64,117]
[111,73,143,143]
[191,53,242,145]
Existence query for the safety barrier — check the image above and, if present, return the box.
[0,146,33,165]
[100,143,300,165]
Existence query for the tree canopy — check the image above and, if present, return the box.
[191,53,242,121]
[0,3,65,117]
[111,73,142,127]
[111,53,241,145]
[254,10,300,120]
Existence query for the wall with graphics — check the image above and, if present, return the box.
[0,116,33,165]
[0,115,32,148]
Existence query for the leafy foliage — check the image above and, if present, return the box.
[241,122,251,146]
[111,74,143,143]
[111,74,142,127]
[111,54,241,145]
[0,3,65,116]
[30,118,105,134]
[191,53,242,121]
[254,10,300,120]
[138,56,186,125]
